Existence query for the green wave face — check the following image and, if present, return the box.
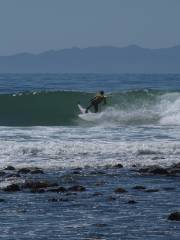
[0,91,93,126]
[0,90,179,126]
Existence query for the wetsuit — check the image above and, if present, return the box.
[86,93,106,113]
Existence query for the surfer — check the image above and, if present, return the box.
[85,91,106,113]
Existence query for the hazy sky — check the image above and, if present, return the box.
[0,0,180,55]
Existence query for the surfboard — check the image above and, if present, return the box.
[78,104,88,114]
[78,104,99,122]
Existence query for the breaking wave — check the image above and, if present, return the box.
[0,90,180,126]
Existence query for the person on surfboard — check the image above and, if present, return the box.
[85,91,106,113]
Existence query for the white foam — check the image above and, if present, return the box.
[0,126,179,169]
[78,92,180,127]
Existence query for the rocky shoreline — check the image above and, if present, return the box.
[1,163,180,223]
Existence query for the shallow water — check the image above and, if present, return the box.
[0,167,180,240]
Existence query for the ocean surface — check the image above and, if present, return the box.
[1,73,180,168]
[0,73,180,239]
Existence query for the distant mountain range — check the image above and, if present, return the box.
[0,45,180,73]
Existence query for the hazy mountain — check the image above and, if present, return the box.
[0,45,180,73]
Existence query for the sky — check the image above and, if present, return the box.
[0,0,180,55]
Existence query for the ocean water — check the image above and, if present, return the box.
[0,74,180,240]
[0,73,180,168]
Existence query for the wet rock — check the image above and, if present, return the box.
[113,163,123,168]
[65,192,77,196]
[68,185,86,192]
[114,187,127,193]
[6,173,21,178]
[92,192,103,197]
[138,167,150,173]
[0,171,6,177]
[169,168,180,175]
[127,200,137,204]
[94,223,107,227]
[18,168,31,174]
[22,180,58,189]
[168,212,180,221]
[145,189,159,193]
[48,197,69,202]
[47,187,67,192]
[133,185,146,190]
[150,167,168,175]
[48,198,58,202]
[73,167,83,171]
[3,184,20,192]
[90,170,105,175]
[132,164,137,168]
[139,165,168,175]
[172,162,180,169]
[31,169,44,174]
[4,165,16,171]
[72,171,81,175]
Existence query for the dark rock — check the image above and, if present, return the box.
[133,185,146,190]
[168,212,180,221]
[31,169,44,174]
[139,165,168,175]
[73,167,83,171]
[4,165,16,171]
[48,198,58,202]
[138,167,150,173]
[6,173,21,178]
[3,184,20,192]
[169,168,180,175]
[95,223,107,227]
[48,197,69,202]
[127,200,137,204]
[0,199,6,202]
[150,167,168,175]
[22,180,58,189]
[68,185,86,192]
[114,187,127,193]
[145,189,159,193]
[132,164,137,167]
[113,163,123,168]
[18,168,31,174]
[172,162,180,169]
[65,192,77,196]
[92,192,103,197]
[90,170,105,175]
[72,171,80,175]
[0,171,6,176]
[47,187,67,192]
